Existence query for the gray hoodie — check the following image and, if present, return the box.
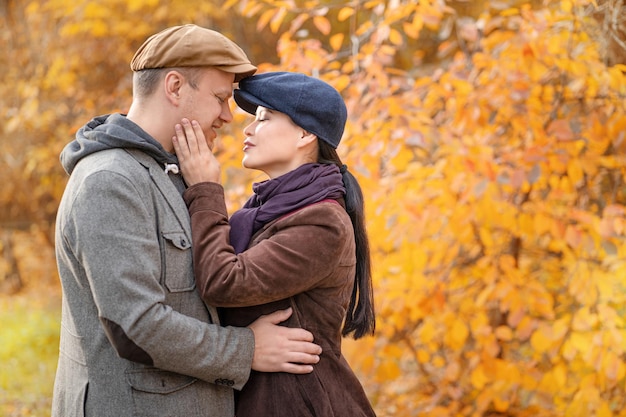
[61,113,178,175]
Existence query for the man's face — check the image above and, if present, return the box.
[179,68,235,147]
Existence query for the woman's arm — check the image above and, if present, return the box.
[174,118,353,308]
[184,182,352,307]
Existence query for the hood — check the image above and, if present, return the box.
[60,113,178,175]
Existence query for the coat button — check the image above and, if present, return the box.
[214,378,235,386]
[180,238,187,247]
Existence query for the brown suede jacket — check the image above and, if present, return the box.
[183,182,376,417]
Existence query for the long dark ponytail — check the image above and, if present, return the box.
[318,140,375,339]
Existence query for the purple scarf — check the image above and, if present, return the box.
[229,163,345,253]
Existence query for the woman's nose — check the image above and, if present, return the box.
[243,121,255,136]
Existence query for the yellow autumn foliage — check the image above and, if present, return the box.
[2,0,626,416]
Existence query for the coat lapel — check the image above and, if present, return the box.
[125,149,191,236]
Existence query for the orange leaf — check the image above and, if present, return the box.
[329,33,344,52]
[389,28,403,46]
[530,327,552,353]
[470,365,489,389]
[313,16,331,35]
[256,9,274,32]
[403,21,420,39]
[269,8,287,34]
[495,326,513,341]
[567,159,584,187]
[445,318,469,350]
[337,6,354,22]
[547,119,574,141]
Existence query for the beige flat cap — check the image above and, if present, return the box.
[130,24,257,82]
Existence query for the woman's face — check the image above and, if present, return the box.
[241,106,306,178]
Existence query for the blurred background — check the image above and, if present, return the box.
[1,0,626,416]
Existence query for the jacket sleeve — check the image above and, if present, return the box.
[183,182,354,307]
[61,169,253,388]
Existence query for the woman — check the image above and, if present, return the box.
[172,72,376,416]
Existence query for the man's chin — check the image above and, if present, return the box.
[205,130,217,143]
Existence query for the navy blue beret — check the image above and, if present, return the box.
[234,72,347,148]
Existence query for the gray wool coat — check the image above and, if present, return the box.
[53,147,254,417]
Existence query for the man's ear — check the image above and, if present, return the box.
[164,70,184,104]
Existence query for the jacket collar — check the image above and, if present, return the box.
[125,149,191,236]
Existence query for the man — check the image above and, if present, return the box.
[52,24,321,417]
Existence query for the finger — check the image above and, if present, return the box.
[173,123,190,160]
[290,340,322,355]
[286,350,321,365]
[280,363,315,374]
[282,327,315,344]
[181,118,199,153]
[172,134,181,154]
[260,308,293,325]
[190,120,213,152]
